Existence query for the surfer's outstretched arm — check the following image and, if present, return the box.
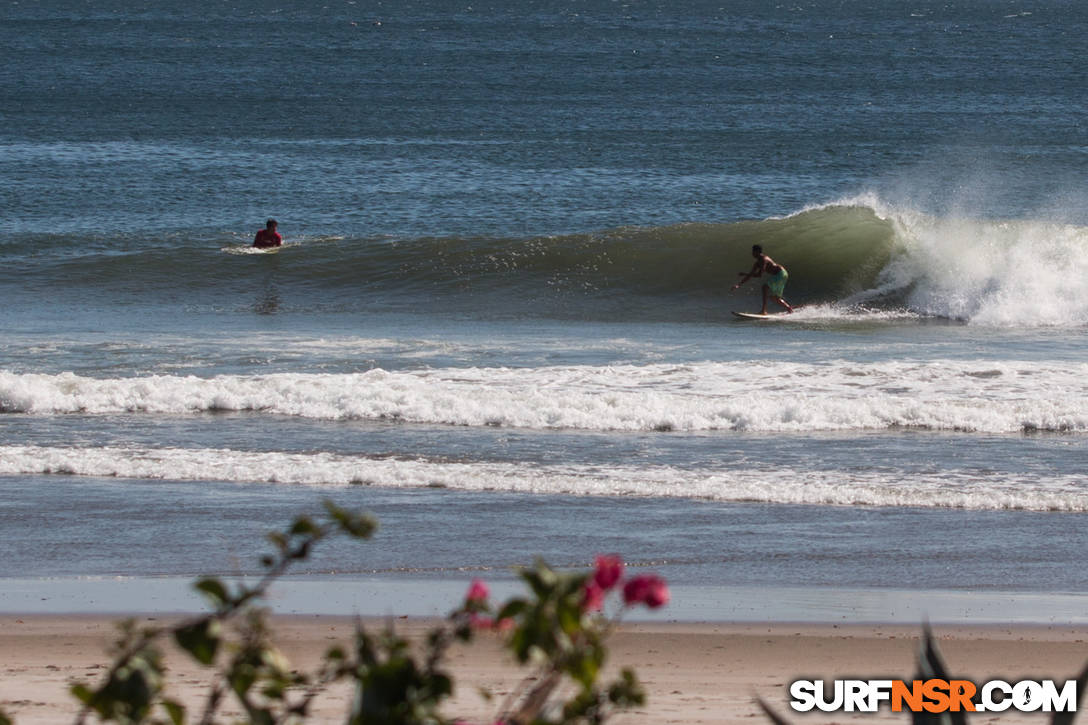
[732,261,762,290]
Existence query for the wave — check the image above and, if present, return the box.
[3,361,1086,434]
[3,444,1085,512]
[1,206,893,299]
[8,197,1088,325]
[840,195,1088,325]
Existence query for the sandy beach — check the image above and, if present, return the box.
[2,616,1086,724]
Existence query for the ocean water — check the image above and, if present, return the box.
[2,0,1088,618]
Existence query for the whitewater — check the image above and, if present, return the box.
[2,357,1086,433]
[2,441,1086,512]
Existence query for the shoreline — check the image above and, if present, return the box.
[4,576,1088,625]
[2,615,1086,724]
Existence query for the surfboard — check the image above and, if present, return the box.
[221,244,285,255]
[732,311,790,320]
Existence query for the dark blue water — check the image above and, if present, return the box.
[4,0,1087,238]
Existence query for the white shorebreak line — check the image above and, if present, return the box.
[1,445,1086,511]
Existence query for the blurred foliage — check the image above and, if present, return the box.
[0,503,663,725]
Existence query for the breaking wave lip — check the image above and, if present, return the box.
[3,445,1085,512]
[830,193,1088,326]
[2,361,1087,434]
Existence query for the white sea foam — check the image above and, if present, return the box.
[220,241,303,255]
[829,194,1088,326]
[1,361,1086,433]
[1,444,1085,511]
[16,358,1088,432]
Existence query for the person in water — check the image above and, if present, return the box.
[253,219,283,248]
[732,244,794,314]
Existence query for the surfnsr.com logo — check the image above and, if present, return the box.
[789,679,1078,713]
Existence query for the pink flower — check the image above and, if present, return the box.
[593,554,625,591]
[465,578,490,604]
[582,581,605,611]
[622,574,670,609]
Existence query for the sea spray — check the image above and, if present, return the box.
[821,193,1088,324]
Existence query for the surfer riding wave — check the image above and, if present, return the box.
[732,244,794,314]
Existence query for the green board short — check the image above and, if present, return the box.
[766,268,788,297]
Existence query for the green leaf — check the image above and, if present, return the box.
[323,500,378,539]
[0,709,11,725]
[495,598,529,621]
[161,699,186,725]
[522,564,558,599]
[230,663,258,696]
[290,538,314,560]
[266,531,288,552]
[557,600,581,635]
[70,683,95,705]
[561,572,590,598]
[562,689,600,720]
[568,651,600,689]
[289,515,321,537]
[193,577,231,609]
[261,681,287,700]
[430,673,453,698]
[244,706,275,725]
[608,668,645,707]
[174,618,221,665]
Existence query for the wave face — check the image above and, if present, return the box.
[3,361,1086,434]
[8,199,1088,325]
[4,205,893,298]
